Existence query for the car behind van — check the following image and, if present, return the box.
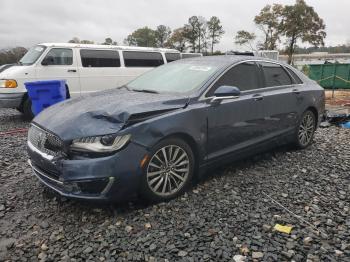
[0,43,181,118]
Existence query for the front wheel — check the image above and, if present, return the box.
[22,97,34,120]
[294,110,316,149]
[140,138,194,202]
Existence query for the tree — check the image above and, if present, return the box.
[196,16,208,53]
[234,30,256,50]
[280,0,326,64]
[102,37,117,45]
[184,16,200,52]
[155,25,171,48]
[207,16,225,54]
[0,47,27,65]
[68,37,94,44]
[124,27,157,47]
[254,4,283,50]
[80,40,94,44]
[165,27,187,52]
[68,37,80,43]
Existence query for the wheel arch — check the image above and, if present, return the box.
[158,132,202,180]
[305,106,319,125]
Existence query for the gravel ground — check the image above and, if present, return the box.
[0,108,349,262]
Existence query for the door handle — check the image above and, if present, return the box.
[252,94,263,101]
[67,69,77,73]
[292,89,300,94]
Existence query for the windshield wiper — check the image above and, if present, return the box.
[118,85,131,91]
[132,89,159,94]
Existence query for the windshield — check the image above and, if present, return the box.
[127,62,220,94]
[19,45,46,65]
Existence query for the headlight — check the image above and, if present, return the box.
[70,134,131,153]
[0,79,18,88]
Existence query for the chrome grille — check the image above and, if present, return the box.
[28,125,63,156]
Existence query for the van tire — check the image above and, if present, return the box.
[22,97,34,120]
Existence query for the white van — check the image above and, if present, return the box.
[0,43,181,118]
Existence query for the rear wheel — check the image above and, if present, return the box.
[294,110,316,149]
[140,138,194,202]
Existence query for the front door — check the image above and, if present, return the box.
[206,62,266,161]
[35,48,80,98]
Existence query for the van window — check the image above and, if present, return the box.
[20,45,46,65]
[80,49,120,67]
[123,51,164,67]
[286,67,303,84]
[209,62,260,95]
[43,48,73,65]
[165,53,181,63]
[260,62,293,87]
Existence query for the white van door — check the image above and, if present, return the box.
[78,49,123,94]
[35,48,80,98]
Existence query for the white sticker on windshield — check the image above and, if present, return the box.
[189,66,212,71]
[35,46,44,52]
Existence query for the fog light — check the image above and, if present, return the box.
[63,182,80,193]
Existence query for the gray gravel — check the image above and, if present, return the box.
[0,108,349,261]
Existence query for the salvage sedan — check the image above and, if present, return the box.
[27,56,325,202]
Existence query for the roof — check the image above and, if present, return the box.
[37,43,179,53]
[179,55,282,66]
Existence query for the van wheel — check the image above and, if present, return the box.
[22,97,34,120]
[140,138,194,203]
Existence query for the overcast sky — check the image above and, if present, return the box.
[1,0,349,51]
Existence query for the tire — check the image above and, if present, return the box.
[140,138,195,203]
[22,97,34,120]
[293,110,316,149]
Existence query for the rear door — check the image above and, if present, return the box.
[206,61,266,161]
[78,49,122,94]
[257,61,300,137]
[35,48,80,97]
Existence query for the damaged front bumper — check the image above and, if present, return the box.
[27,141,148,201]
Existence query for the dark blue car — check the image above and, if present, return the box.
[27,56,325,202]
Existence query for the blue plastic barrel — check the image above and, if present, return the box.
[24,80,66,116]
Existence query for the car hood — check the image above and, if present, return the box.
[33,88,189,141]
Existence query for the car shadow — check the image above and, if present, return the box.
[44,144,297,216]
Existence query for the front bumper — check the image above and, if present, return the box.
[27,141,148,201]
[0,92,25,108]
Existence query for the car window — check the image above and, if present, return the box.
[209,62,260,96]
[123,51,164,67]
[43,48,73,65]
[80,49,120,67]
[260,62,293,87]
[286,67,303,84]
[165,53,181,63]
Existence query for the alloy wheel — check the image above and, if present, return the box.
[298,112,315,146]
[146,145,190,197]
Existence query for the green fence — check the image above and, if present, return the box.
[308,64,350,89]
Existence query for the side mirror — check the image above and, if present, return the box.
[41,56,54,66]
[212,86,240,103]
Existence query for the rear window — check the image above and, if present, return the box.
[80,49,120,67]
[286,67,303,84]
[260,62,293,87]
[123,51,164,67]
[165,53,181,63]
